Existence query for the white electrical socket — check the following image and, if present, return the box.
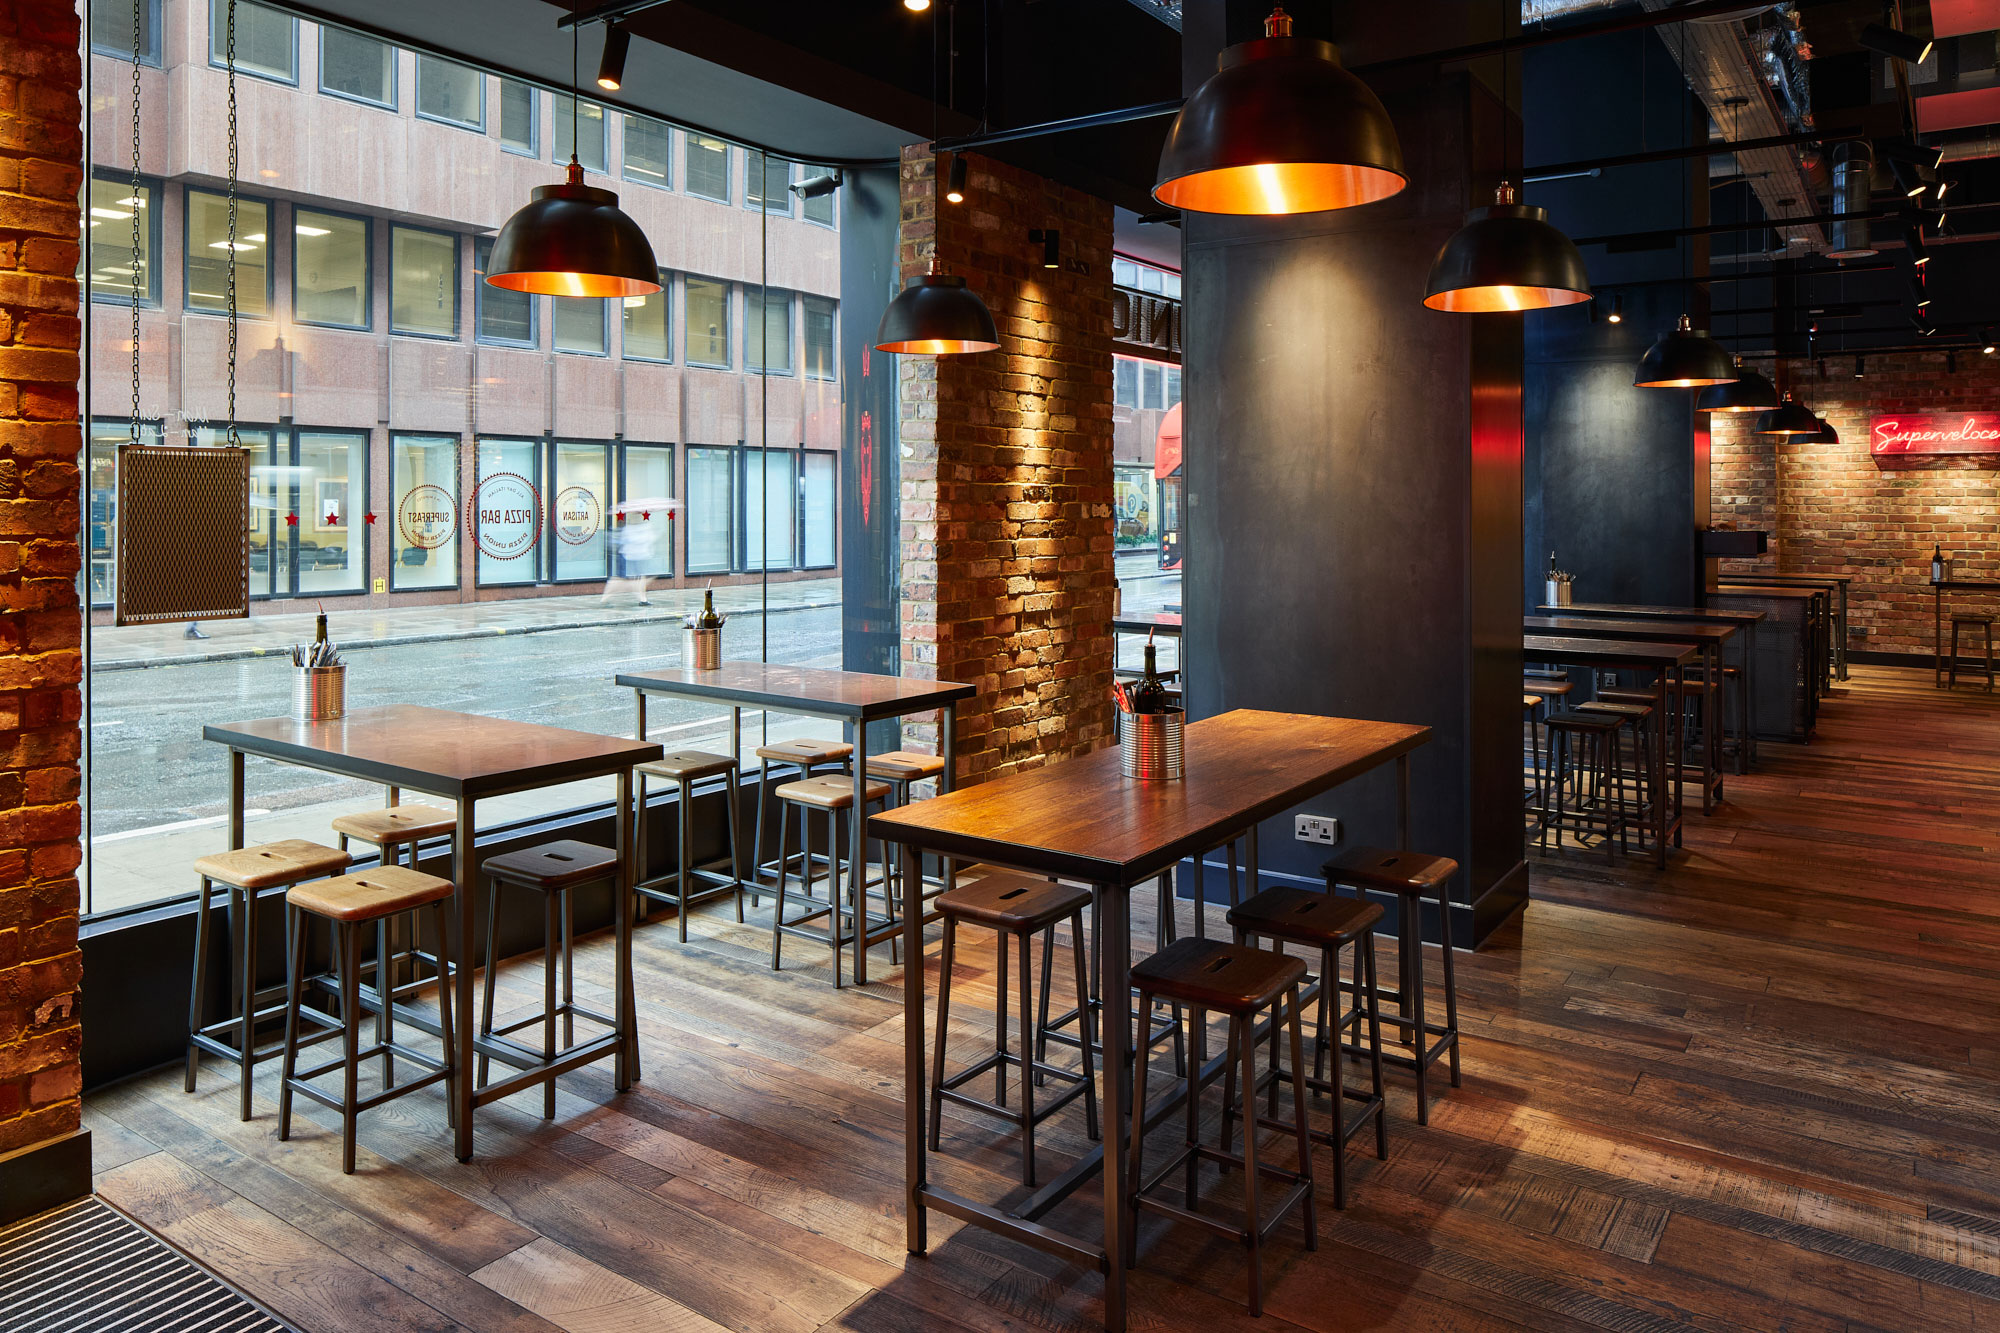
[1295,815,1340,846]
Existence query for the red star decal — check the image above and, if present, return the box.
[641,510,651,521]
[284,513,298,527]
[324,513,339,526]
[363,511,377,525]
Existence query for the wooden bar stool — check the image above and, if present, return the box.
[277,865,457,1174]
[1035,875,1187,1081]
[1950,615,1995,691]
[751,739,853,886]
[929,873,1097,1186]
[866,749,948,933]
[633,750,744,941]
[771,774,890,987]
[1576,698,1655,847]
[1540,711,1627,862]
[1224,887,1387,1208]
[1523,693,1546,816]
[478,840,622,1119]
[1324,846,1462,1126]
[331,800,459,1085]
[186,839,352,1121]
[1127,937,1316,1318]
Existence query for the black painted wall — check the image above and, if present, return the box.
[1179,4,1527,946]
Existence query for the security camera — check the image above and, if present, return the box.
[790,171,842,199]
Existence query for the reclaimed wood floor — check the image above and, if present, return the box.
[85,663,2000,1332]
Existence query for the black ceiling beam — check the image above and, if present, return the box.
[1573,200,2000,247]
[1523,129,1867,179]
[1597,261,1901,289]
[556,0,670,29]
[933,100,1186,153]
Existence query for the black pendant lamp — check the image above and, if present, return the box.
[1634,315,1738,388]
[1809,416,1839,445]
[874,257,1000,355]
[1424,183,1591,312]
[1758,393,1822,435]
[1155,6,1405,215]
[487,24,659,299]
[1696,360,1779,413]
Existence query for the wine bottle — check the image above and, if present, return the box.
[1548,550,1558,580]
[314,610,328,645]
[698,584,723,629]
[1131,642,1168,714]
[1933,545,1945,583]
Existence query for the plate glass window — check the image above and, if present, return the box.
[498,78,537,155]
[555,297,607,355]
[476,437,542,586]
[746,152,792,214]
[685,446,733,573]
[93,0,159,62]
[623,274,671,361]
[742,449,797,571]
[212,0,295,82]
[86,420,163,607]
[554,97,608,174]
[802,296,836,381]
[88,177,156,304]
[624,114,671,188]
[293,208,369,328]
[802,452,836,567]
[391,225,458,336]
[685,134,730,202]
[391,434,459,590]
[1114,357,1138,408]
[416,54,483,129]
[186,189,270,316]
[746,287,792,374]
[1141,363,1164,411]
[319,27,395,106]
[474,237,535,346]
[617,445,674,578]
[297,430,367,595]
[553,442,610,581]
[686,277,730,367]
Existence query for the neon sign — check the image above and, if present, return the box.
[1870,414,2000,457]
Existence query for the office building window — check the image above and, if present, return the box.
[554,297,607,355]
[498,79,537,155]
[211,0,295,82]
[617,445,674,579]
[745,287,792,374]
[92,0,160,64]
[390,434,459,591]
[88,177,157,305]
[685,134,729,201]
[416,54,483,129]
[1141,363,1164,411]
[801,164,836,226]
[1114,357,1139,408]
[685,277,730,367]
[802,295,836,381]
[622,275,671,362]
[553,97,608,174]
[1167,366,1183,406]
[296,430,367,596]
[185,188,270,316]
[802,451,836,568]
[685,446,733,573]
[741,449,796,571]
[475,437,541,586]
[292,208,369,329]
[745,151,792,214]
[391,224,458,337]
[85,420,163,608]
[473,237,535,346]
[552,441,610,581]
[624,114,671,188]
[319,28,395,107]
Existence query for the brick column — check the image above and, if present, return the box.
[895,147,1116,784]
[0,0,87,1210]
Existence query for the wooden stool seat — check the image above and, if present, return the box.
[484,839,619,891]
[1953,614,1995,626]
[865,749,947,782]
[330,804,457,846]
[776,775,891,811]
[937,873,1089,931]
[1130,937,1306,1014]
[755,739,853,766]
[1522,694,1539,710]
[1323,846,1457,895]
[1598,685,1661,705]
[1949,614,1996,691]
[288,865,455,923]
[1545,709,1623,734]
[1576,700,1651,718]
[193,839,350,889]
[1227,887,1381,948]
[637,750,738,782]
[1522,680,1573,698]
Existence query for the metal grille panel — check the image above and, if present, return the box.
[114,445,250,626]
[0,1197,292,1332]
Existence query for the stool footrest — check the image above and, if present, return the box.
[290,1037,448,1087]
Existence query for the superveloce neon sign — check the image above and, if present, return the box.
[1870,413,2000,457]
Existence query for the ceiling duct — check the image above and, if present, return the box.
[1827,139,1877,256]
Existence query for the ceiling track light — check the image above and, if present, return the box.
[595,21,630,91]
[1858,20,1932,66]
[1423,181,1592,312]
[1905,224,1929,266]
[1948,349,1958,374]
[1029,227,1061,270]
[1854,356,1865,378]
[1606,293,1623,324]
[945,153,967,205]
[903,0,932,10]
[1984,329,1997,355]
[1154,5,1406,215]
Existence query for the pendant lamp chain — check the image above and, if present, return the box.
[225,0,240,447]
[129,0,142,445]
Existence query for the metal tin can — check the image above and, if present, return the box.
[292,664,346,721]
[683,626,723,671]
[1120,707,1185,781]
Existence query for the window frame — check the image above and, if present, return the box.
[615,442,677,580]
[473,236,538,349]
[683,274,732,370]
[683,444,736,576]
[745,286,795,377]
[801,294,837,382]
[472,434,545,589]
[737,446,799,573]
[547,437,615,584]
[88,170,163,308]
[91,0,162,65]
[683,133,731,203]
[290,203,373,331]
[388,432,463,592]
[798,447,838,571]
[744,151,794,217]
[182,184,276,319]
[552,95,610,175]
[414,53,486,132]
[621,113,673,191]
[620,271,673,364]
[84,418,164,610]
[289,426,373,599]
[552,296,609,357]
[315,25,398,111]
[208,0,298,85]
[497,78,539,157]
[388,222,462,341]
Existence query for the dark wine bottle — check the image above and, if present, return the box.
[698,584,723,629]
[1131,642,1169,714]
[1933,545,1945,583]
[314,611,328,644]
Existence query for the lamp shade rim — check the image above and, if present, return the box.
[486,177,660,297]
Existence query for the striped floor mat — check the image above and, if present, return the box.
[0,1196,292,1332]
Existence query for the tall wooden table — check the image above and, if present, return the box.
[1538,602,1762,765]
[1708,586,1821,740]
[1525,615,1738,805]
[1719,579,1837,690]
[1931,579,2000,686]
[869,710,1429,1333]
[1717,574,1851,680]
[203,704,662,1161]
[615,662,975,986]
[1523,636,1693,867]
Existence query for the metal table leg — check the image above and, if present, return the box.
[615,768,636,1089]
[1653,668,1670,869]
[902,846,928,1254]
[941,705,958,895]
[453,798,477,1161]
[1098,881,1132,1333]
[852,724,871,987]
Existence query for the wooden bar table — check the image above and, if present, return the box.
[1708,586,1820,740]
[203,704,662,1161]
[615,662,976,986]
[1719,579,1836,691]
[1526,615,1737,807]
[1522,636,1694,867]
[1544,602,1764,764]
[869,709,1429,1333]
[1717,574,1851,680]
[1930,579,2000,686]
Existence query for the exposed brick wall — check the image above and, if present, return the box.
[1709,349,2000,657]
[0,0,85,1156]
[896,147,1117,782]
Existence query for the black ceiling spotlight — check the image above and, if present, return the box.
[1607,294,1623,324]
[945,153,967,205]
[789,170,842,200]
[1985,329,1997,355]
[1889,158,1928,198]
[1029,228,1061,269]
[595,22,630,91]
[1858,19,1933,66]
[1853,356,1865,378]
[1905,224,1929,267]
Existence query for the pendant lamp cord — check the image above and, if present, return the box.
[1500,0,1510,187]
[225,0,239,448]
[928,6,941,272]
[571,15,581,169]
[129,0,142,446]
